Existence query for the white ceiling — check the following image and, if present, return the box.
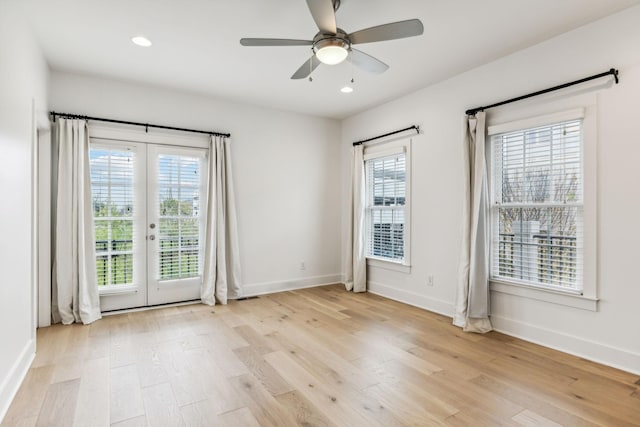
[21,0,640,119]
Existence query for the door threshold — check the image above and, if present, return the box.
[102,299,201,316]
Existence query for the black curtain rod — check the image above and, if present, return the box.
[50,111,231,138]
[353,125,420,146]
[465,68,619,116]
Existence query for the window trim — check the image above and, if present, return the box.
[487,104,598,310]
[363,137,412,268]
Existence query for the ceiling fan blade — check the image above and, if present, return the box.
[291,55,322,79]
[305,0,337,34]
[349,19,424,45]
[240,38,313,47]
[349,49,389,74]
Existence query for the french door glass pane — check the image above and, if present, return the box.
[157,154,202,280]
[89,148,135,287]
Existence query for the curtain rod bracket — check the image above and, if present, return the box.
[611,68,619,84]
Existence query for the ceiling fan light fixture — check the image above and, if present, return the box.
[314,38,349,65]
[340,86,354,93]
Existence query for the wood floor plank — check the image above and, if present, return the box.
[471,374,599,427]
[109,415,147,427]
[72,357,110,427]
[199,334,250,378]
[135,347,170,389]
[31,325,73,368]
[232,346,295,396]
[162,345,245,413]
[472,360,639,426]
[263,327,378,391]
[109,364,144,424]
[216,407,261,427]
[4,284,639,426]
[362,383,451,426]
[36,379,80,427]
[227,373,298,427]
[274,390,335,427]
[512,409,563,427]
[232,325,275,355]
[428,369,524,422]
[140,382,184,427]
[264,351,381,426]
[6,416,38,427]
[179,399,221,426]
[2,366,54,424]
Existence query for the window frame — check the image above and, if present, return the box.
[487,106,597,311]
[363,138,412,269]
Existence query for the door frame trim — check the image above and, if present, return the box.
[89,131,209,311]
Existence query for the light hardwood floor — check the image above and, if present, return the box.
[2,284,639,426]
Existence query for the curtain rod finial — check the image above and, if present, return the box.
[611,68,619,84]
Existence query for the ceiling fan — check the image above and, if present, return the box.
[240,0,424,79]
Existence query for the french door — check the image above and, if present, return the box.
[89,138,208,311]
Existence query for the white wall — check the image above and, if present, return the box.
[341,5,640,374]
[50,72,343,297]
[0,3,49,421]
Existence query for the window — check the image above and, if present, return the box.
[490,117,583,293]
[157,154,203,280]
[364,144,410,264]
[90,147,135,288]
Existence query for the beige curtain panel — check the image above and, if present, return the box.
[201,135,242,305]
[51,118,102,325]
[454,112,493,333]
[344,144,366,293]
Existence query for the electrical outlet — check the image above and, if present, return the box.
[427,275,434,287]
[300,261,306,270]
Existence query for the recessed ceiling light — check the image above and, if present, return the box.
[131,36,152,47]
[341,86,354,93]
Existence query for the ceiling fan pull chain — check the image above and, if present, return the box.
[309,54,313,82]
[351,58,355,84]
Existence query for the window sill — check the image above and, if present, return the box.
[366,257,411,274]
[490,279,598,311]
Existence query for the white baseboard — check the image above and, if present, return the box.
[367,280,454,318]
[364,280,640,376]
[0,339,35,424]
[491,314,640,376]
[240,274,343,298]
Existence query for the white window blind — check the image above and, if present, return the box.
[157,154,203,280]
[90,147,135,287]
[365,152,406,262]
[491,118,583,291]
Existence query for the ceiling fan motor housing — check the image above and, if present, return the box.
[312,28,351,56]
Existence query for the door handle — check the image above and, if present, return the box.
[149,223,156,229]
[149,235,156,241]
